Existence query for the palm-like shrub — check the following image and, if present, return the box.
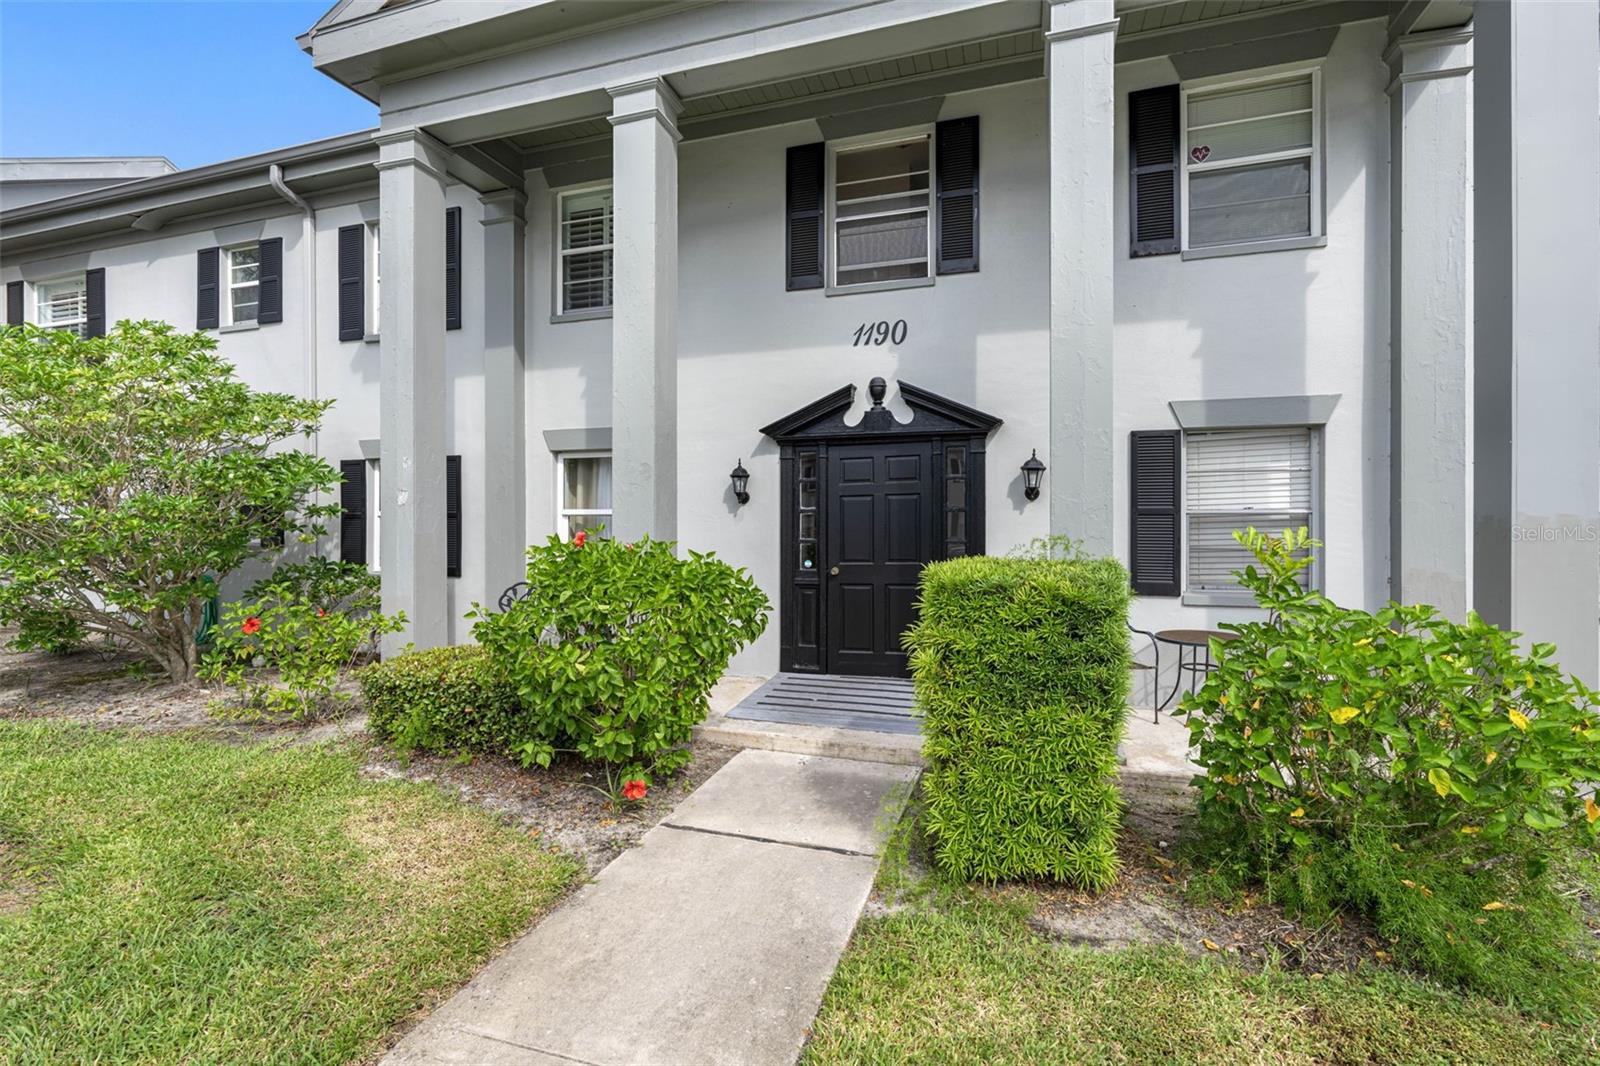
[907,555,1130,888]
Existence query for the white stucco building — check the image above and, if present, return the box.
[2,0,1597,684]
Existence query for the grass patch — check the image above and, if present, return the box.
[0,720,580,1064]
[804,896,1597,1065]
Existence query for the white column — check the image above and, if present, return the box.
[481,188,528,603]
[608,78,680,544]
[1046,0,1117,555]
[1474,1,1600,683]
[1388,27,1473,617]
[375,128,450,653]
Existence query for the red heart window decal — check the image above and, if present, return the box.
[1190,145,1212,164]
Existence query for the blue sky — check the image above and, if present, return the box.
[1,1,376,169]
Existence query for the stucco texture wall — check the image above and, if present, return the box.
[1113,21,1392,656]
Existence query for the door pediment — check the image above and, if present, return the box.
[759,376,1002,443]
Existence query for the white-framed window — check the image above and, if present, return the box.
[222,243,261,326]
[828,130,933,288]
[556,185,612,316]
[35,275,88,336]
[556,451,612,540]
[368,459,382,573]
[1184,427,1318,597]
[368,222,381,333]
[1181,69,1321,251]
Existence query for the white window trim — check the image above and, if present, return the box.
[1179,426,1323,607]
[555,450,612,541]
[365,222,381,341]
[552,182,613,323]
[824,125,937,296]
[34,274,88,336]
[221,242,262,328]
[368,458,382,574]
[1179,65,1324,258]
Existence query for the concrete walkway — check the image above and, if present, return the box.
[384,749,919,1066]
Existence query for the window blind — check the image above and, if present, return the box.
[1185,427,1313,592]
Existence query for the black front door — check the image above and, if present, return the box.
[826,442,935,677]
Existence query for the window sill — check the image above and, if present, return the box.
[551,308,612,325]
[219,322,260,334]
[363,333,381,344]
[1181,590,1259,608]
[825,275,935,298]
[1181,235,1326,261]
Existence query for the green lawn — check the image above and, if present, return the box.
[804,898,1597,1066]
[0,720,580,1064]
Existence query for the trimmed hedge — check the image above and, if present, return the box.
[906,555,1130,888]
[359,645,522,755]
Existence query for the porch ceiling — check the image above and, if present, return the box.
[500,27,1045,158]
[451,0,1413,167]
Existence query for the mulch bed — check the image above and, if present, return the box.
[0,633,739,874]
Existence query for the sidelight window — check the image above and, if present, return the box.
[943,446,968,558]
[797,451,819,572]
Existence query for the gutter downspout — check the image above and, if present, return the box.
[267,163,321,475]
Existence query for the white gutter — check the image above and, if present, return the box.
[268,164,321,463]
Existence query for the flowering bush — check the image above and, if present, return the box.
[1181,527,1600,1017]
[471,531,769,799]
[203,559,404,718]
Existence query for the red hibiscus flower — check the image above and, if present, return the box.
[573,530,587,547]
[621,779,648,801]
[316,608,327,618]
[241,616,262,635]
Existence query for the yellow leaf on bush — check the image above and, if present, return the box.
[1290,808,1305,819]
[1329,706,1360,725]
[1484,750,1498,766]
[1460,826,1481,834]
[1482,901,1507,911]
[1508,709,1530,732]
[1428,768,1452,798]
[1585,796,1599,824]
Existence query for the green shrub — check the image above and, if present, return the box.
[470,532,770,798]
[359,645,524,754]
[1181,527,1600,1018]
[906,554,1131,888]
[202,558,404,718]
[0,321,338,681]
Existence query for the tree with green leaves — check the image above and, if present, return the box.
[0,321,339,681]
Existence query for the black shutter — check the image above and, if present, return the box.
[445,455,462,578]
[5,281,22,325]
[84,268,106,338]
[1130,431,1182,595]
[1129,85,1181,257]
[444,207,462,331]
[338,224,365,341]
[935,115,979,274]
[197,248,220,329]
[258,238,283,324]
[785,142,825,290]
[340,459,367,566]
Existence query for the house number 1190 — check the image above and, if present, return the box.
[852,319,908,346]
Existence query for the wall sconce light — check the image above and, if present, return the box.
[730,459,751,505]
[1021,450,1046,501]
